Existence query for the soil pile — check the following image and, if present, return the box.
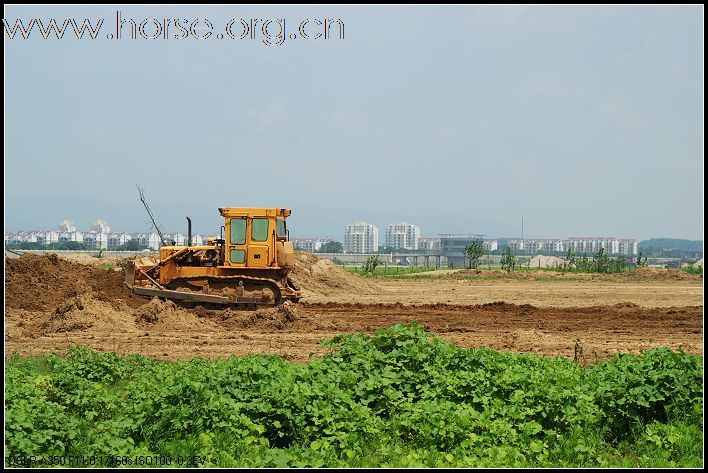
[5,253,144,311]
[290,252,379,295]
[44,293,136,334]
[53,252,127,270]
[134,298,179,323]
[133,298,217,332]
[633,267,692,281]
[200,301,306,330]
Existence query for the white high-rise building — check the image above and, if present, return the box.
[617,239,638,256]
[385,222,420,250]
[344,222,379,254]
[58,219,76,232]
[91,219,111,234]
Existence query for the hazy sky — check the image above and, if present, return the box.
[4,5,704,240]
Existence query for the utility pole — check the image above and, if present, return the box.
[521,216,524,240]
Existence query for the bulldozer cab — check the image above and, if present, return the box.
[220,207,295,269]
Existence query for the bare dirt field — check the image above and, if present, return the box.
[4,252,704,362]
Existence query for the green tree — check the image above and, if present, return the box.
[116,240,149,251]
[593,248,612,273]
[317,241,343,253]
[561,248,576,272]
[362,255,381,275]
[636,250,648,267]
[464,241,484,269]
[612,254,627,273]
[500,247,516,271]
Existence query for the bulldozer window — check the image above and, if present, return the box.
[230,249,245,264]
[230,218,246,245]
[276,219,286,237]
[252,218,269,242]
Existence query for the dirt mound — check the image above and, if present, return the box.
[5,253,145,311]
[633,267,692,280]
[290,252,379,295]
[52,252,128,270]
[197,301,306,330]
[132,298,217,333]
[134,298,180,323]
[43,293,137,334]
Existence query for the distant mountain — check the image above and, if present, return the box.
[638,238,703,252]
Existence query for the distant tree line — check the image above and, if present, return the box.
[5,241,150,251]
[317,241,343,253]
[638,238,703,258]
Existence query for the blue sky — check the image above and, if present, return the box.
[4,6,703,240]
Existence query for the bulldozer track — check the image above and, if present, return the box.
[170,274,285,306]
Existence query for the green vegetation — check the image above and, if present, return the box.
[348,265,443,277]
[5,324,703,468]
[683,262,703,276]
[5,241,150,251]
[464,241,484,269]
[317,241,343,254]
[554,248,630,274]
[114,240,150,251]
[360,255,381,275]
[98,262,118,271]
[636,250,648,268]
[6,242,95,251]
[639,238,703,258]
[501,247,517,270]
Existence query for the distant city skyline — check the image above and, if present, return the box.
[5,215,650,241]
[3,213,687,245]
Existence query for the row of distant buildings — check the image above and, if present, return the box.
[293,220,639,257]
[4,220,207,250]
[292,221,423,254]
[506,237,638,255]
[6,219,639,258]
[340,222,637,256]
[344,221,423,253]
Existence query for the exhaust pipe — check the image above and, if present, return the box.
[186,217,192,246]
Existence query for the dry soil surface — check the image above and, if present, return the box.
[4,253,703,363]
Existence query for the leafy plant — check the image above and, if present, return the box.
[361,255,381,275]
[4,326,703,468]
[501,247,516,270]
[464,241,484,269]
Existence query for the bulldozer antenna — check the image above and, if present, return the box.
[136,185,167,247]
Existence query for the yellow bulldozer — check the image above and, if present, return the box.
[125,207,300,307]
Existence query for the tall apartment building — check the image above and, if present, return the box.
[344,222,379,254]
[617,239,638,256]
[91,219,111,234]
[385,222,420,250]
[58,220,77,232]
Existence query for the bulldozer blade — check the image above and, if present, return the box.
[131,286,231,304]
